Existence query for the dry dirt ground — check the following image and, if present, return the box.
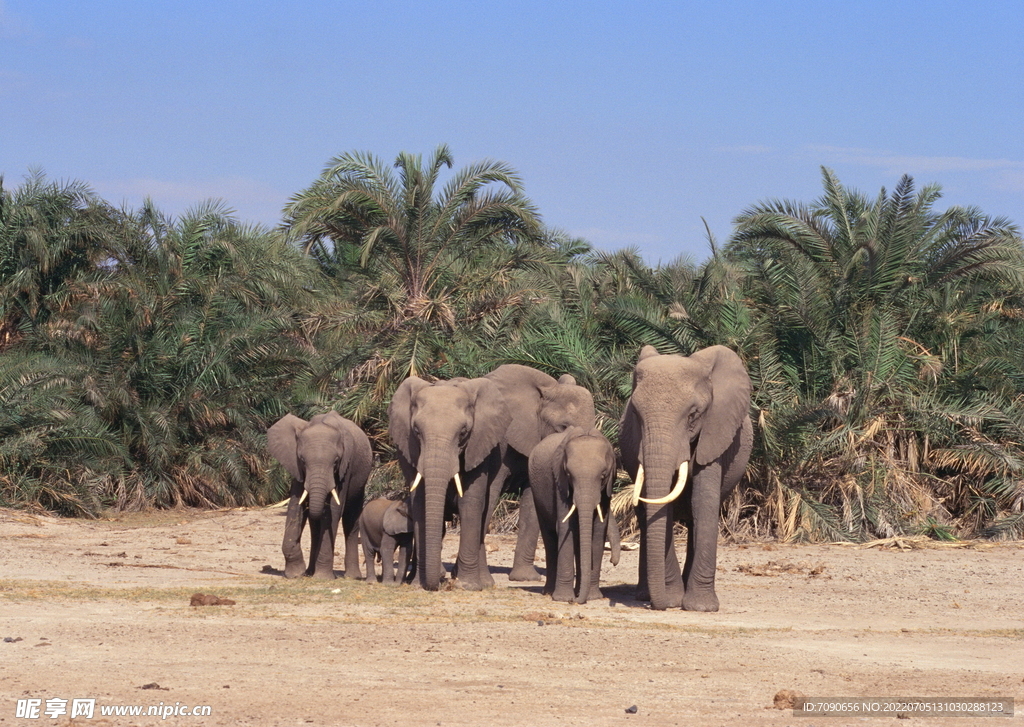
[1,507,1022,727]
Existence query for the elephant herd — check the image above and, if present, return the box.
[266,345,752,612]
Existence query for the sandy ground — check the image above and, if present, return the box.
[1,506,1022,726]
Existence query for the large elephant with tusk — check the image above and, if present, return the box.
[267,412,372,579]
[619,345,752,611]
[389,376,512,591]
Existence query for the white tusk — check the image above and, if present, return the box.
[298,490,308,505]
[453,472,464,498]
[410,472,422,492]
[561,503,577,523]
[596,503,604,523]
[630,463,646,506]
[332,489,341,505]
[639,460,689,505]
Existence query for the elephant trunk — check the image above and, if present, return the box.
[417,446,459,591]
[304,470,334,521]
[641,428,686,611]
[575,500,596,605]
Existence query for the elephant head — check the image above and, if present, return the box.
[539,374,597,439]
[388,376,511,590]
[268,411,357,520]
[619,345,751,610]
[488,365,596,456]
[553,427,617,604]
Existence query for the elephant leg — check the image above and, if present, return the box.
[395,539,411,584]
[380,533,397,584]
[281,496,308,579]
[639,502,683,605]
[538,519,558,596]
[404,539,417,584]
[550,517,577,602]
[362,538,378,584]
[453,471,495,591]
[588,517,606,599]
[635,503,648,600]
[664,523,685,607]
[341,490,363,579]
[310,504,339,580]
[509,485,543,582]
[682,463,722,611]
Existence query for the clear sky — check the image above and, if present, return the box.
[3,1,1022,264]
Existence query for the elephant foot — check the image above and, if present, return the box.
[310,568,337,580]
[508,564,544,582]
[682,589,720,612]
[638,588,684,609]
[283,561,306,579]
[551,586,576,603]
[451,577,484,592]
[481,569,495,589]
[667,582,685,608]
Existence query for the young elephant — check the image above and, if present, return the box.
[529,427,621,604]
[359,497,415,584]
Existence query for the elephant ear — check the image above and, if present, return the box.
[618,345,657,476]
[690,345,751,466]
[460,377,511,472]
[389,377,430,468]
[554,429,578,501]
[601,434,617,498]
[557,373,577,385]
[618,399,641,479]
[383,501,413,535]
[267,414,308,482]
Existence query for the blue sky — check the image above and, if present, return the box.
[3,1,1022,264]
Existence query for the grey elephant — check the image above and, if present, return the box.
[359,497,415,584]
[619,345,752,611]
[388,376,512,591]
[267,412,372,580]
[484,364,597,582]
[529,427,621,603]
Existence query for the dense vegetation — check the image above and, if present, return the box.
[3,152,1023,541]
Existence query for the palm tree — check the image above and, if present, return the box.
[729,167,1024,540]
[284,145,550,429]
[0,172,122,350]
[0,348,124,515]
[39,201,322,510]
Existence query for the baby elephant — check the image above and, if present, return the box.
[529,427,621,603]
[359,497,415,584]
